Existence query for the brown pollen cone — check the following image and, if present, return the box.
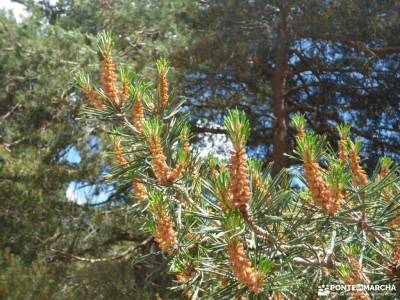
[119,80,129,102]
[349,149,368,187]
[154,211,177,253]
[338,139,348,165]
[132,180,146,201]
[175,269,192,283]
[252,170,272,203]
[167,163,184,182]
[304,162,331,213]
[327,186,343,215]
[148,137,170,184]
[380,165,389,178]
[229,147,251,208]
[132,100,145,132]
[102,54,120,107]
[159,72,169,107]
[113,139,128,166]
[389,217,400,228]
[343,255,371,300]
[297,128,305,139]
[227,239,264,293]
[345,277,371,300]
[346,256,370,285]
[84,86,104,109]
[321,266,330,277]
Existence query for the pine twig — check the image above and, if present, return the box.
[51,236,153,263]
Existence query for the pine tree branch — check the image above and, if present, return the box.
[0,103,21,123]
[239,204,280,247]
[288,101,400,155]
[117,113,141,135]
[334,215,394,246]
[51,236,153,263]
[76,232,146,256]
[191,125,227,134]
[292,256,338,268]
[309,32,400,57]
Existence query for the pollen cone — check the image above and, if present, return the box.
[227,239,264,293]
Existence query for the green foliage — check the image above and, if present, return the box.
[143,118,164,139]
[326,159,350,191]
[96,30,114,55]
[1,1,400,299]
[337,124,351,139]
[293,132,327,163]
[222,211,245,240]
[156,57,170,75]
[291,113,306,134]
[0,2,187,298]
[75,33,400,299]
[224,109,250,149]
[148,189,169,214]
[119,66,135,84]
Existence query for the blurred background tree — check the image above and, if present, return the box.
[172,0,400,173]
[0,1,188,298]
[1,0,399,298]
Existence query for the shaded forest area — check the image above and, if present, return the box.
[1,1,399,299]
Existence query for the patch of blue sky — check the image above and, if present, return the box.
[60,145,81,164]
[66,180,115,205]
[63,135,114,205]
[58,135,101,165]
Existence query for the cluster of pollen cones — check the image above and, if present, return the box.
[304,162,342,215]
[154,211,177,253]
[119,79,129,102]
[225,141,265,292]
[83,85,104,109]
[132,100,145,132]
[132,180,146,201]
[229,147,252,208]
[227,239,264,293]
[344,256,371,300]
[389,243,400,276]
[159,72,169,107]
[113,139,128,166]
[113,140,146,200]
[303,139,369,215]
[349,148,368,187]
[102,53,120,107]
[148,137,183,185]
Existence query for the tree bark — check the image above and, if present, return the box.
[271,6,290,175]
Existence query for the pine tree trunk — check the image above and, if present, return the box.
[272,6,290,175]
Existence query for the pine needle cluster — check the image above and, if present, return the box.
[76,32,400,299]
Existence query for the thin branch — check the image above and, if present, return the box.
[334,215,394,246]
[310,33,400,57]
[52,236,153,263]
[0,103,22,123]
[191,125,227,134]
[117,113,141,135]
[292,256,340,268]
[239,204,282,250]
